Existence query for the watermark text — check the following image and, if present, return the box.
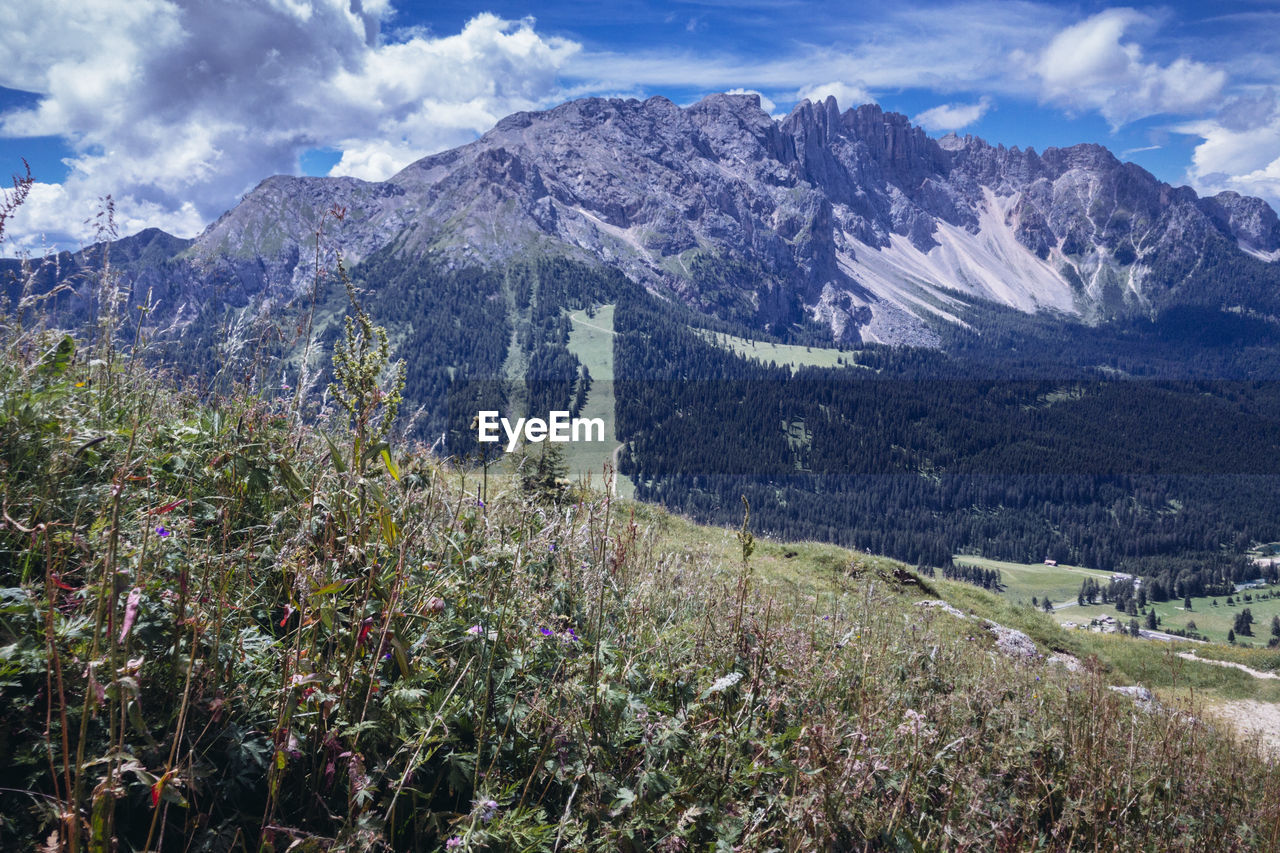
[477,411,605,452]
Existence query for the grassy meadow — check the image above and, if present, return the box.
[953,554,1280,646]
[564,304,632,498]
[952,554,1114,607]
[1063,585,1280,646]
[696,328,864,371]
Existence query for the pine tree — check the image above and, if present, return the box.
[534,443,570,498]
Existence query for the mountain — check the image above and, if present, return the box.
[202,92,1280,347]
[7,92,1280,605]
[10,92,1280,351]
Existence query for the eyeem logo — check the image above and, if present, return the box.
[477,411,606,452]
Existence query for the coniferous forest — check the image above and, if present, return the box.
[612,282,1280,596]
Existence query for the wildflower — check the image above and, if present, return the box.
[563,627,578,642]
[155,524,171,538]
[896,708,936,740]
[446,837,462,849]
[476,798,499,822]
[708,671,745,694]
[425,596,445,614]
[466,624,483,636]
[539,627,554,637]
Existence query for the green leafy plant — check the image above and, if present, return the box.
[328,258,406,477]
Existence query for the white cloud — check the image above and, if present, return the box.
[1032,9,1227,127]
[0,3,578,251]
[914,97,993,132]
[1176,97,1280,209]
[795,81,873,111]
[10,181,205,255]
[562,2,1068,102]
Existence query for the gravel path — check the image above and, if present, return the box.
[1177,651,1279,679]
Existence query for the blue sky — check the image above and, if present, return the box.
[1,0,1278,251]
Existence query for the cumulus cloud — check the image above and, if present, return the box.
[1176,93,1280,208]
[0,2,577,251]
[795,81,873,111]
[914,97,993,132]
[1031,9,1227,127]
[11,181,204,256]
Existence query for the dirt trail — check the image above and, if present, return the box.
[1176,651,1280,679]
[1205,699,1280,756]
[569,314,616,336]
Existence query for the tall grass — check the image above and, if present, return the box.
[0,224,1278,850]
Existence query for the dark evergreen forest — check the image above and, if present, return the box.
[612,285,1280,599]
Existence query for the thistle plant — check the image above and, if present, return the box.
[328,258,406,475]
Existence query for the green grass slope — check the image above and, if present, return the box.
[564,304,632,497]
[953,554,1114,607]
[696,328,864,371]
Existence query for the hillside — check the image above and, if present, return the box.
[2,296,1280,851]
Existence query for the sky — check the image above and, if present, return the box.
[1,0,1278,253]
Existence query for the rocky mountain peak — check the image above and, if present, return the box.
[1207,191,1280,258]
[34,92,1279,351]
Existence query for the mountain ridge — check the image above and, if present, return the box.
[7,92,1280,349]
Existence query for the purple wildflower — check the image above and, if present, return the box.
[466,624,483,636]
[155,524,171,538]
[540,627,554,637]
[446,838,462,850]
